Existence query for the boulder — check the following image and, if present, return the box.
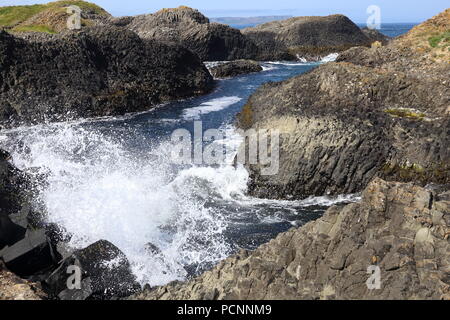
[0,25,213,128]
[0,229,58,277]
[132,179,450,300]
[45,240,140,300]
[209,60,263,78]
[128,6,258,61]
[242,14,373,61]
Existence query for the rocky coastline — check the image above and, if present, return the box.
[0,2,392,127]
[0,1,449,301]
[132,9,449,301]
[133,178,450,300]
[0,25,213,128]
[242,14,377,61]
[0,151,142,300]
[236,9,450,200]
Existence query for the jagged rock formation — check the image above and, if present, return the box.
[242,14,374,61]
[132,179,450,300]
[209,60,263,78]
[0,26,213,128]
[1,3,390,63]
[127,6,258,61]
[235,10,450,200]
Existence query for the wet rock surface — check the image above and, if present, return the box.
[132,179,450,300]
[0,25,213,128]
[209,60,263,78]
[45,240,140,300]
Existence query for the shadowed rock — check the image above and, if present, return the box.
[128,7,258,61]
[0,229,58,277]
[0,26,214,128]
[361,27,390,45]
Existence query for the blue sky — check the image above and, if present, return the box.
[1,0,448,22]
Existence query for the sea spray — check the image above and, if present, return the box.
[0,61,360,287]
[1,123,233,286]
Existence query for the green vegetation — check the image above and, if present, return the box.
[0,0,108,33]
[384,108,426,120]
[382,161,449,184]
[428,31,450,48]
[49,1,108,15]
[13,24,56,33]
[0,4,46,27]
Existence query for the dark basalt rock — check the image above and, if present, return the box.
[235,20,450,200]
[235,61,449,199]
[0,25,214,128]
[0,150,27,250]
[128,7,258,61]
[242,14,374,61]
[233,11,450,200]
[45,240,140,300]
[0,215,26,250]
[0,152,28,216]
[0,229,58,278]
[209,60,263,78]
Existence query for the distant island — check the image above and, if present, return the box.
[210,15,292,27]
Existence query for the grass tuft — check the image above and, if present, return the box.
[428,31,450,48]
[384,108,426,120]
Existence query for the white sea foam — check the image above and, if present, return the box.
[321,53,339,62]
[261,63,279,71]
[182,96,242,120]
[265,61,310,66]
[1,120,361,286]
[2,124,235,286]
